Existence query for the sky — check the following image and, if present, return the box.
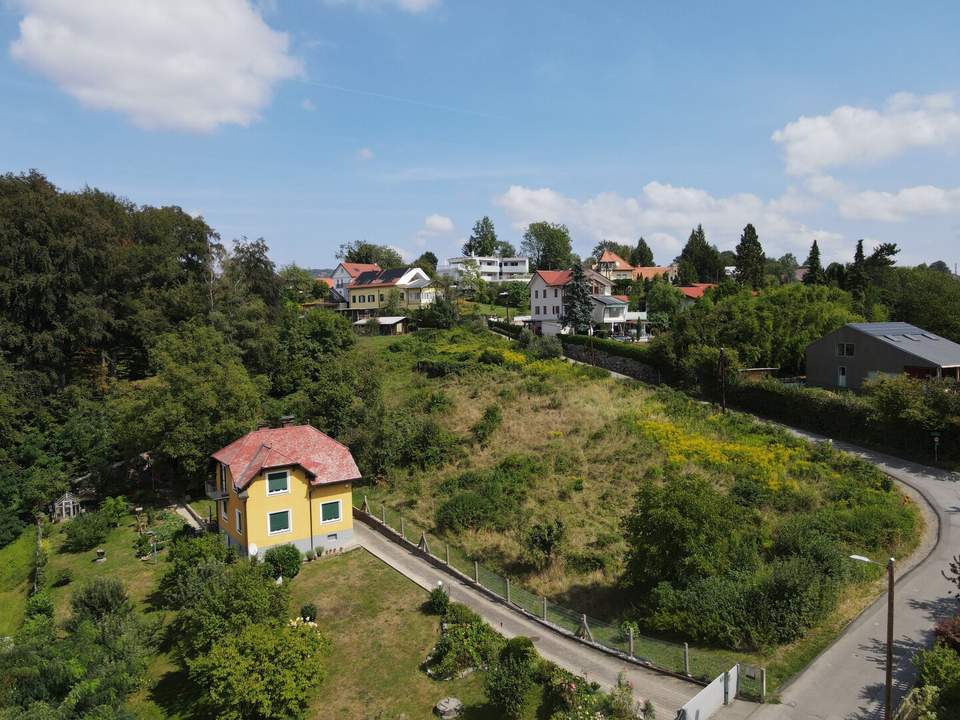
[1,0,959,270]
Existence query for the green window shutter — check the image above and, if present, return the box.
[267,471,288,494]
[321,501,340,522]
[269,511,289,533]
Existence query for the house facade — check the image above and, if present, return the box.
[528,268,612,335]
[346,267,438,320]
[806,322,960,390]
[330,262,381,303]
[590,294,628,332]
[595,250,636,280]
[439,255,530,283]
[209,423,360,558]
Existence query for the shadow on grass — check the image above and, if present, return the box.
[147,665,202,720]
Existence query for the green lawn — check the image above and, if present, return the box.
[0,528,35,636]
[459,300,528,319]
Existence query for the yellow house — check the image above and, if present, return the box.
[346,266,438,320]
[208,423,361,558]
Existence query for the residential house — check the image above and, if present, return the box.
[678,283,717,306]
[806,322,960,390]
[353,316,407,335]
[330,262,382,303]
[346,267,438,320]
[528,268,612,335]
[209,422,360,558]
[595,250,636,281]
[591,294,628,333]
[438,255,530,283]
[633,265,678,282]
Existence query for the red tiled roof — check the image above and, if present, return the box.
[613,294,630,302]
[598,250,633,270]
[316,277,335,287]
[633,266,675,281]
[679,283,717,299]
[339,262,381,278]
[534,269,573,286]
[212,425,361,490]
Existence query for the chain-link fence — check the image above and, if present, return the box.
[354,497,765,698]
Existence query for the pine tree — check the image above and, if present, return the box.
[563,263,594,333]
[678,225,722,283]
[631,237,654,267]
[847,239,868,300]
[734,223,766,289]
[463,216,498,256]
[803,240,825,285]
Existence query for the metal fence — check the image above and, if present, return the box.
[355,496,765,699]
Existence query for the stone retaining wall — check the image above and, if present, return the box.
[561,342,663,384]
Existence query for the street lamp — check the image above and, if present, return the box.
[850,554,896,719]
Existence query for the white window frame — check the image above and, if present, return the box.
[267,509,292,536]
[235,508,243,533]
[266,470,290,496]
[221,498,228,520]
[319,499,342,525]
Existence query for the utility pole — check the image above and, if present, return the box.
[885,557,894,720]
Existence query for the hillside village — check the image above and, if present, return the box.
[3,4,960,720]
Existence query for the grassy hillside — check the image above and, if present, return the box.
[354,327,922,686]
[0,528,34,635]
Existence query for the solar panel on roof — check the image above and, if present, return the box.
[922,333,941,341]
[905,334,923,341]
[884,334,902,342]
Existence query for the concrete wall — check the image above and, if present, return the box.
[806,327,936,390]
[561,343,662,384]
[678,665,738,720]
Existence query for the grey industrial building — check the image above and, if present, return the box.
[805,322,960,390]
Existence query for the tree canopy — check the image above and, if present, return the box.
[521,222,573,271]
[335,240,404,269]
[676,225,722,283]
[631,237,655,267]
[463,216,498,256]
[562,263,593,333]
[734,223,766,289]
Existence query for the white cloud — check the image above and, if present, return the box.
[772,92,960,175]
[10,0,302,132]
[496,182,842,260]
[322,0,440,14]
[357,147,375,160]
[418,213,454,236]
[301,98,316,111]
[839,185,960,222]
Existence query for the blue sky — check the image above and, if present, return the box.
[2,0,959,269]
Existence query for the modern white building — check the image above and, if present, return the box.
[439,255,530,283]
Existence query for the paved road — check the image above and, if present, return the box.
[735,431,959,720]
[355,522,700,718]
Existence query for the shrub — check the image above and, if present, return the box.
[304,548,316,562]
[52,568,73,587]
[25,591,54,619]
[300,602,318,621]
[471,404,502,446]
[62,511,110,551]
[478,348,505,365]
[436,456,540,532]
[99,496,128,527]
[443,602,480,626]
[935,615,960,653]
[915,642,960,709]
[429,615,503,678]
[134,533,151,558]
[525,519,565,568]
[527,335,562,359]
[485,637,539,719]
[71,578,131,622]
[263,544,302,580]
[427,585,450,615]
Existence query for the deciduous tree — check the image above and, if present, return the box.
[521,222,572,271]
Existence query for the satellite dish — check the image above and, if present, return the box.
[248,543,258,557]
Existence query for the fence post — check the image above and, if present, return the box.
[418,531,429,554]
[445,543,450,565]
[629,627,635,658]
[362,495,370,513]
[505,578,511,604]
[400,517,405,540]
[723,670,730,705]
[474,560,479,584]
[760,667,767,702]
[381,504,386,525]
[577,614,594,642]
[683,642,690,676]
[542,596,547,621]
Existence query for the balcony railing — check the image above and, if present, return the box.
[205,481,228,500]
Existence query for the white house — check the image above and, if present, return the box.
[330,261,382,303]
[590,295,628,332]
[528,268,613,335]
[439,255,530,283]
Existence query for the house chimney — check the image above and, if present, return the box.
[279,415,295,428]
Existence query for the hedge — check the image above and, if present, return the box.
[488,320,522,339]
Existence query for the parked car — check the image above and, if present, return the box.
[612,334,633,342]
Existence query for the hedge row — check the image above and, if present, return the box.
[488,320,522,339]
[559,334,658,365]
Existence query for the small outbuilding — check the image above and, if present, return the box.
[353,316,407,335]
[805,322,960,390]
